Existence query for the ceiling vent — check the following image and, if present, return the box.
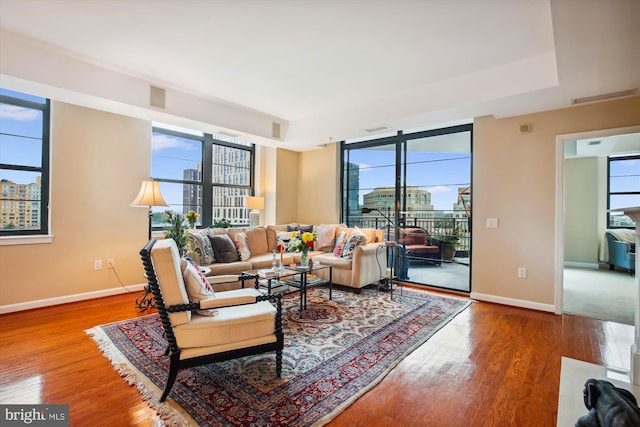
[364,125,391,133]
[272,122,281,139]
[572,89,637,105]
[149,85,166,109]
[588,140,601,146]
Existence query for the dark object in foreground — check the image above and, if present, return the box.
[575,378,640,427]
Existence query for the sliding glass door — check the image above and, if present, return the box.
[342,125,472,292]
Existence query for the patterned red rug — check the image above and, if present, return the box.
[87,287,469,426]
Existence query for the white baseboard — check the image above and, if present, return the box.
[0,283,147,314]
[564,262,599,269]
[470,292,556,313]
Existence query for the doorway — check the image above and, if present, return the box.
[555,126,640,321]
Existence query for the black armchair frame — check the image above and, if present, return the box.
[140,239,284,402]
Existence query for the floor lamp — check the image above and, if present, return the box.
[362,206,406,291]
[130,179,168,310]
[130,179,169,240]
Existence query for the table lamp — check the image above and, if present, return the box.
[245,196,264,228]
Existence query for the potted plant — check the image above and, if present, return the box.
[163,210,189,254]
[439,227,460,261]
[212,218,232,228]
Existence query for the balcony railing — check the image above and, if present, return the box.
[349,209,470,253]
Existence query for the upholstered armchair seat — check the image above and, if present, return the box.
[174,295,277,350]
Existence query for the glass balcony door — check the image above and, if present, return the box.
[343,125,472,292]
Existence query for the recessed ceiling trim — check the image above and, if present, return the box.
[572,89,637,105]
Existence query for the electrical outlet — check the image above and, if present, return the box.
[94,260,102,270]
[107,259,115,269]
[517,267,527,278]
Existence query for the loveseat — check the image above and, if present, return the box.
[186,223,387,292]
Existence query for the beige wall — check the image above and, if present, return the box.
[2,96,639,311]
[471,96,640,308]
[298,143,341,225]
[0,101,151,307]
[564,157,600,265]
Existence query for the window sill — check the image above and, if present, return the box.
[0,235,54,246]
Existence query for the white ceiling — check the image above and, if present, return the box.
[0,0,639,150]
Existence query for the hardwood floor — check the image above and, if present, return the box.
[0,289,633,426]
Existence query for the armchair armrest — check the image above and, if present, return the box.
[351,242,388,287]
[611,240,632,253]
[167,290,282,313]
[200,294,256,309]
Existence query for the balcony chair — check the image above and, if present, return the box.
[605,230,636,275]
[140,238,284,402]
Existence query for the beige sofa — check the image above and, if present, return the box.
[186,223,387,292]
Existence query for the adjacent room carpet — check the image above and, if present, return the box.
[87,287,470,426]
[563,267,634,325]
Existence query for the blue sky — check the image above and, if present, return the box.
[349,148,471,211]
[0,89,44,185]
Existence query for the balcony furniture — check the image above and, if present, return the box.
[140,238,283,402]
[398,227,441,266]
[605,230,636,274]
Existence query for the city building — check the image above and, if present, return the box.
[0,176,41,230]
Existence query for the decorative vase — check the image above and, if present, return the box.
[300,250,309,267]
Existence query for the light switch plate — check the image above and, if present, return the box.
[486,218,498,228]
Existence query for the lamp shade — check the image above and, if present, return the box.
[130,180,169,207]
[245,196,265,210]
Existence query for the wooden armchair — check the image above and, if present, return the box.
[140,238,284,402]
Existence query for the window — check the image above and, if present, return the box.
[151,124,254,229]
[0,89,50,236]
[608,155,640,228]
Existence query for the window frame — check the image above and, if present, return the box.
[0,91,51,237]
[151,125,255,230]
[607,154,640,229]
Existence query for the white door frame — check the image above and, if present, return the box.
[554,125,640,314]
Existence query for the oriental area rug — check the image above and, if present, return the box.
[87,287,470,426]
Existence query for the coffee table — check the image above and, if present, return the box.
[244,265,332,311]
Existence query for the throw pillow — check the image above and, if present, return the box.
[187,230,215,265]
[342,229,367,260]
[333,231,346,257]
[210,234,241,263]
[287,224,314,233]
[316,224,337,250]
[181,258,217,316]
[234,232,251,261]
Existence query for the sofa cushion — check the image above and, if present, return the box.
[187,229,216,265]
[244,226,269,255]
[358,227,378,244]
[313,252,353,270]
[210,234,240,263]
[266,225,288,251]
[315,224,337,250]
[181,258,217,316]
[208,261,252,275]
